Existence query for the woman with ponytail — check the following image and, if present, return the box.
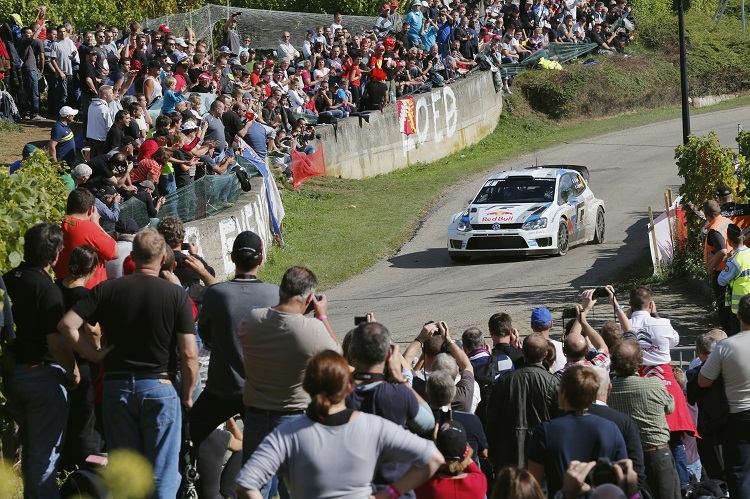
[237,350,445,499]
[55,244,103,471]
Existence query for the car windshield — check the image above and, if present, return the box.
[473,177,556,204]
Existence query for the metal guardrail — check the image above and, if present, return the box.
[670,345,697,370]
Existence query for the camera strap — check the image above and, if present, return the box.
[354,372,387,382]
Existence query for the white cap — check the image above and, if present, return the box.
[421,0,429,6]
[174,37,189,47]
[59,106,79,117]
[180,121,198,131]
[165,56,174,64]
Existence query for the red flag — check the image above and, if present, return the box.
[398,96,416,135]
[292,146,326,188]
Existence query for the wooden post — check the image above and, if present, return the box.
[649,206,661,273]
[664,191,675,252]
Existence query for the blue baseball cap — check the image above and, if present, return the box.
[530,307,552,328]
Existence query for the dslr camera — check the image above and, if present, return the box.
[587,458,627,487]
[593,286,610,299]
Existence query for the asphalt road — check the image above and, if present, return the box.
[325,107,750,342]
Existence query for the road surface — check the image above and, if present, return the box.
[325,107,749,341]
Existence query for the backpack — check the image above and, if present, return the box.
[474,353,515,425]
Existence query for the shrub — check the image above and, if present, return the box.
[517,57,680,119]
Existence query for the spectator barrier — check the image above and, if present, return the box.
[316,69,503,179]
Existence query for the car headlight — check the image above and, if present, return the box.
[522,217,548,230]
[457,220,472,232]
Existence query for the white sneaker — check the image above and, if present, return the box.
[503,85,512,94]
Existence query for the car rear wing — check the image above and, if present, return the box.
[563,165,590,182]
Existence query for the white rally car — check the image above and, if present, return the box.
[447,166,605,261]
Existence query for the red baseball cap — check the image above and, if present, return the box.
[158,24,171,33]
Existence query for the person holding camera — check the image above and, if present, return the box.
[557,458,639,499]
[560,288,614,373]
[346,321,435,498]
[238,267,339,497]
[223,13,242,56]
[527,365,628,496]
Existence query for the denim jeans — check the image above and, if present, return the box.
[724,410,750,498]
[7,364,70,498]
[242,409,302,499]
[103,376,182,499]
[669,432,690,487]
[22,70,40,117]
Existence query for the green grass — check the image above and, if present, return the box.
[259,93,750,289]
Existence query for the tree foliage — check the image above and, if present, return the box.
[675,132,747,243]
[0,151,69,275]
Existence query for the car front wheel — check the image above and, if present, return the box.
[593,207,605,244]
[556,221,569,256]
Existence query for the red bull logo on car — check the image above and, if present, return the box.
[481,210,514,222]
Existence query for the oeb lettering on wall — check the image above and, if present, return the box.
[400,86,458,154]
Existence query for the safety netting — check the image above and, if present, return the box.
[141,4,377,52]
[102,171,249,231]
[499,42,598,76]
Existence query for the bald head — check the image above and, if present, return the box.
[703,199,721,218]
[563,332,588,361]
[522,332,548,364]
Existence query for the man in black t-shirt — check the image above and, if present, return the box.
[59,228,198,499]
[105,110,130,151]
[5,223,84,497]
[17,27,45,119]
[190,231,279,449]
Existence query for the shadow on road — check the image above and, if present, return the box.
[387,247,531,270]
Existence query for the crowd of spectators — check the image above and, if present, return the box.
[2,0,636,193]
[5,192,750,498]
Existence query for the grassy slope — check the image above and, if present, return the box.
[260,94,750,289]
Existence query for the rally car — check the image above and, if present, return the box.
[447,166,605,261]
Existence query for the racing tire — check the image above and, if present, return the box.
[449,252,471,263]
[593,207,605,244]
[556,221,569,256]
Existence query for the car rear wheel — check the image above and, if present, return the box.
[556,221,569,256]
[449,252,471,263]
[593,207,605,244]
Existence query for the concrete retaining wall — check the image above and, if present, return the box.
[184,177,272,281]
[319,70,503,179]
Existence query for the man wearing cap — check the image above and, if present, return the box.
[191,72,214,94]
[718,223,748,335]
[406,1,425,48]
[106,217,139,279]
[134,180,165,219]
[79,48,100,124]
[277,32,300,62]
[49,106,78,166]
[704,199,732,333]
[92,184,120,223]
[190,231,279,451]
[716,184,738,216]
[530,307,565,373]
[375,5,396,39]
[223,13,242,55]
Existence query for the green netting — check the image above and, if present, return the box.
[102,173,244,231]
[548,42,598,62]
[499,42,597,76]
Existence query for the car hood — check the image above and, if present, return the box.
[471,203,551,224]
